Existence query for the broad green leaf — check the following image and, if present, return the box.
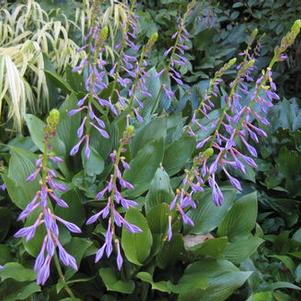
[224,236,264,264]
[163,135,195,176]
[188,188,237,234]
[0,280,40,301]
[45,69,73,93]
[146,203,169,235]
[0,263,36,282]
[121,208,153,266]
[131,117,167,156]
[145,166,174,212]
[217,192,257,239]
[177,259,252,301]
[55,189,86,227]
[270,255,295,274]
[157,234,184,269]
[4,147,39,209]
[124,138,165,198]
[25,114,66,156]
[247,292,273,301]
[57,93,81,152]
[268,281,301,291]
[23,207,45,257]
[146,203,169,255]
[99,268,135,294]
[185,236,228,259]
[81,147,104,176]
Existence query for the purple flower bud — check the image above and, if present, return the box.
[95,243,106,262]
[115,240,123,270]
[167,215,173,241]
[56,216,81,233]
[26,169,40,182]
[36,255,51,285]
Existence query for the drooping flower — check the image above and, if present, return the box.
[86,127,141,269]
[14,110,80,285]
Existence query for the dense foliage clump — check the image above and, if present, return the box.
[0,1,301,301]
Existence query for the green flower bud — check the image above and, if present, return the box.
[47,109,60,128]
[127,125,135,135]
[100,26,109,41]
[203,147,214,158]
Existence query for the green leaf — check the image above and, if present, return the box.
[136,272,175,293]
[188,188,237,234]
[121,208,153,265]
[268,281,301,291]
[64,237,93,281]
[131,117,167,156]
[23,208,45,257]
[178,259,252,301]
[45,69,73,93]
[157,234,184,269]
[81,147,104,176]
[270,255,295,274]
[145,166,174,212]
[217,192,257,239]
[247,292,274,301]
[25,114,66,156]
[99,268,135,294]
[55,189,86,227]
[0,207,12,241]
[0,263,36,282]
[124,138,165,198]
[146,203,169,235]
[57,93,81,153]
[163,135,195,176]
[224,236,264,264]
[0,280,41,301]
[4,147,39,209]
[185,236,229,259]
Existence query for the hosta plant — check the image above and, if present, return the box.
[0,1,300,300]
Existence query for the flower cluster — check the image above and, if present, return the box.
[161,1,195,100]
[69,25,111,159]
[14,110,81,285]
[167,20,301,240]
[86,126,141,270]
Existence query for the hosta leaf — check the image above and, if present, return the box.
[121,208,153,266]
[25,114,66,156]
[145,166,174,212]
[163,135,195,176]
[124,138,164,198]
[99,267,135,294]
[217,192,257,239]
[188,187,237,234]
[0,263,36,282]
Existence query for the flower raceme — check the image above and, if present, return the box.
[14,110,81,285]
[86,126,141,270]
[167,20,301,240]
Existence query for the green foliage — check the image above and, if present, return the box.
[0,0,300,301]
